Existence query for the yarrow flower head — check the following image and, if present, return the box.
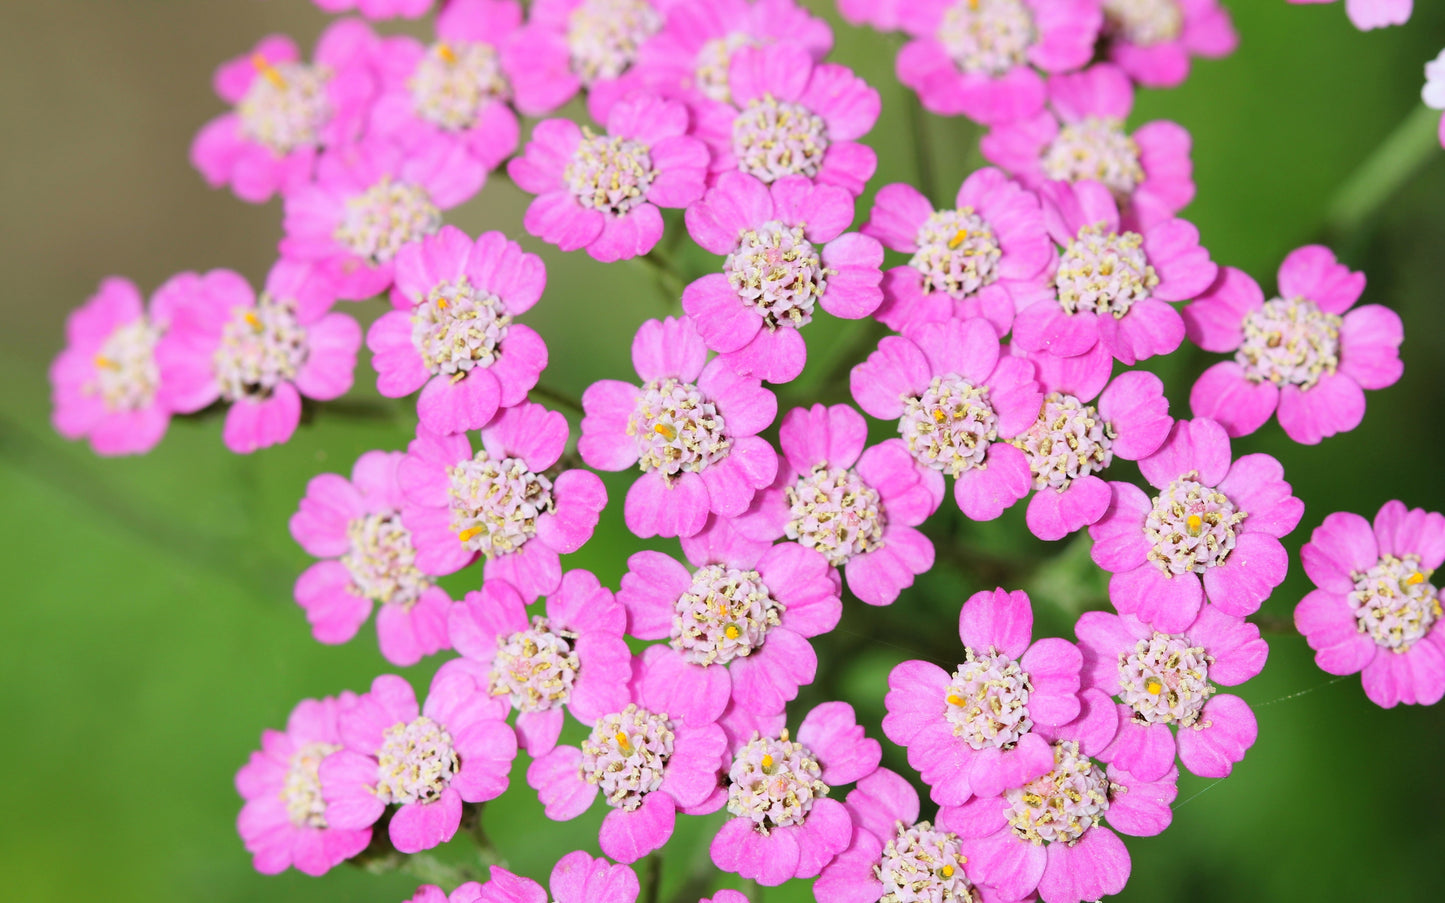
[1089,418,1303,634]
[683,172,884,383]
[313,0,434,18]
[884,588,1084,805]
[473,851,639,903]
[235,694,371,876]
[1297,500,1445,708]
[580,316,778,539]
[155,264,361,454]
[1285,0,1412,31]
[368,226,548,435]
[1185,246,1403,445]
[1101,0,1237,88]
[318,671,517,854]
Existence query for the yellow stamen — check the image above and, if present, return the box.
[1186,514,1203,536]
[654,422,677,441]
[761,754,774,770]
[458,525,486,543]
[436,297,449,309]
[1406,571,1426,586]
[615,731,631,751]
[932,409,946,424]
[945,694,966,707]
[436,42,457,64]
[251,53,286,90]
[724,624,742,641]
[1146,678,1163,696]
[94,355,117,370]
[244,310,263,332]
[947,229,970,250]
[940,865,955,879]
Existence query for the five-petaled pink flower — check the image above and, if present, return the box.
[475,851,639,903]
[1286,0,1412,31]
[1102,0,1237,89]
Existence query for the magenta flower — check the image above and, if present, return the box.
[1297,500,1445,708]
[1076,606,1266,780]
[235,694,370,876]
[851,318,1043,521]
[703,894,750,903]
[1286,0,1412,30]
[1184,247,1403,445]
[1102,1,1237,90]
[508,94,708,262]
[155,264,361,454]
[1089,418,1304,633]
[289,450,452,666]
[411,885,482,903]
[693,44,880,196]
[836,0,902,31]
[981,63,1194,229]
[1016,178,1216,364]
[732,403,941,606]
[50,277,179,456]
[1424,50,1445,148]
[314,0,433,18]
[580,316,777,539]
[397,404,607,599]
[884,588,1083,805]
[475,852,638,903]
[1015,345,1173,540]
[684,172,884,383]
[863,167,1053,337]
[526,650,729,862]
[447,571,633,755]
[320,671,518,855]
[367,226,547,435]
[896,0,1101,124]
[939,689,1177,903]
[191,22,375,203]
[618,517,842,721]
[711,701,881,886]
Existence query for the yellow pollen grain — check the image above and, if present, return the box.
[1146,678,1163,696]
[1186,514,1203,536]
[1406,571,1426,586]
[436,297,449,309]
[615,731,631,750]
[932,409,947,423]
[437,42,457,63]
[251,53,287,90]
[654,422,678,441]
[724,624,742,640]
[244,310,263,331]
[94,355,117,370]
[947,229,970,250]
[458,525,486,543]
[761,754,774,770]
[941,865,955,878]
[946,693,966,707]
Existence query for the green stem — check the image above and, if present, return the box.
[906,89,940,206]
[634,246,687,306]
[529,383,584,415]
[1324,103,1440,238]
[462,802,505,869]
[360,851,481,889]
[644,853,663,903]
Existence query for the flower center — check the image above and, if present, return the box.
[732,95,830,184]
[88,318,161,412]
[238,57,333,155]
[489,617,580,711]
[695,32,756,103]
[1056,224,1158,318]
[335,176,443,265]
[410,278,512,377]
[937,0,1037,76]
[281,740,340,829]
[1103,0,1184,46]
[1145,476,1245,576]
[342,512,429,608]
[628,377,731,477]
[945,647,1033,750]
[446,452,555,558]
[910,208,1003,298]
[1013,393,1116,491]
[409,41,510,131]
[1349,555,1442,653]
[567,0,662,84]
[786,465,886,566]
[670,564,784,666]
[725,221,830,330]
[1235,297,1342,390]
[214,296,309,402]
[581,704,676,810]
[726,731,829,830]
[375,716,459,805]
[1118,633,1213,726]
[1042,118,1145,201]
[565,130,657,216]
[876,821,976,903]
[1006,740,1111,845]
[899,374,1000,477]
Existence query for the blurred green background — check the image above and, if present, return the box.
[4,1,1445,900]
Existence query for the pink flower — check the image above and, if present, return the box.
[896,0,1101,124]
[288,450,453,666]
[367,226,548,435]
[981,63,1194,229]
[396,404,607,599]
[939,689,1177,903]
[191,22,376,203]
[580,316,778,539]
[155,264,361,454]
[711,701,881,885]
[319,671,517,854]
[508,94,708,262]
[476,852,638,903]
[411,885,483,903]
[731,403,941,606]
[447,571,633,755]
[1015,179,1216,364]
[235,694,371,875]
[314,0,433,18]
[884,588,1084,805]
[1102,0,1237,89]
[618,517,843,722]
[1088,418,1303,633]
[702,894,750,903]
[692,44,880,196]
[1015,344,1173,540]
[850,318,1043,521]
[1297,500,1445,707]
[1286,0,1412,30]
[281,139,481,301]
[684,172,884,382]
[51,277,179,456]
[836,0,902,31]
[366,1,525,194]
[863,167,1053,338]
[526,650,729,862]
[1424,50,1445,148]
[1184,247,1403,445]
[1076,606,1266,779]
